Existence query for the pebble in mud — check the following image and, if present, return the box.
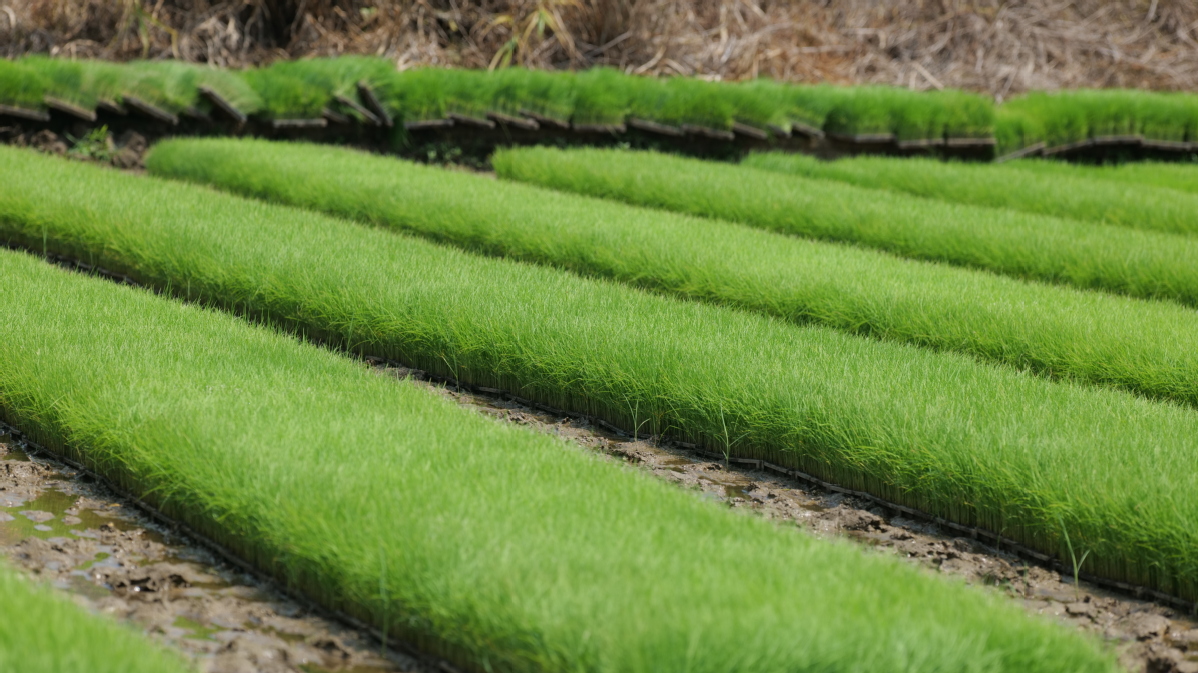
[393,368,1198,673]
[0,430,429,673]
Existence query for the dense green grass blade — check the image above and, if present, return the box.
[999,89,1198,151]
[1002,159,1198,195]
[6,145,1198,604]
[495,146,1198,306]
[746,151,1198,237]
[0,562,192,673]
[242,63,330,119]
[571,67,630,127]
[118,60,262,116]
[0,245,1120,673]
[0,57,48,110]
[254,56,390,122]
[143,138,1198,414]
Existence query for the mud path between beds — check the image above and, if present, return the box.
[0,426,433,673]
[381,366,1198,673]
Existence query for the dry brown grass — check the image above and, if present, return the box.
[3,0,1197,99]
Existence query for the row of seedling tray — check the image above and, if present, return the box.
[5,54,1195,160]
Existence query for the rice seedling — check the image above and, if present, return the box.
[6,145,1198,603]
[570,66,631,128]
[745,150,1198,237]
[0,562,191,673]
[1001,159,1198,195]
[0,57,48,111]
[997,89,1198,153]
[256,56,394,124]
[496,146,1198,305]
[0,244,1119,673]
[241,64,329,119]
[149,138,1198,414]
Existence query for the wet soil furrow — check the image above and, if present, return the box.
[0,422,440,673]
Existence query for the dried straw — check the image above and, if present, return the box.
[3,0,1197,98]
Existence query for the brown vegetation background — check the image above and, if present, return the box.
[2,0,1197,100]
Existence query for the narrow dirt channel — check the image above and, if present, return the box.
[0,425,433,673]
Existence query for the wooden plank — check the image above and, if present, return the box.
[43,96,96,122]
[334,94,381,126]
[731,122,770,140]
[322,107,352,125]
[681,124,735,141]
[96,99,126,115]
[1089,134,1143,146]
[0,104,50,122]
[1041,138,1093,156]
[447,112,495,129]
[766,124,792,139]
[993,141,1046,163]
[270,118,328,129]
[123,95,179,125]
[828,131,895,144]
[572,122,626,134]
[1140,138,1190,151]
[944,136,996,148]
[357,81,393,128]
[403,118,454,131]
[790,121,825,139]
[519,109,570,129]
[197,86,246,124]
[627,117,684,136]
[487,111,539,131]
[896,137,945,149]
[181,106,210,121]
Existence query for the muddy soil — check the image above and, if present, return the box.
[0,426,433,673]
[377,366,1198,673]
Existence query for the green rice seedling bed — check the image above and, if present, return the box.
[6,146,1198,605]
[0,244,1120,673]
[745,151,1198,237]
[0,561,190,673]
[995,89,1198,157]
[494,146,1198,306]
[1001,159,1198,195]
[150,139,1198,415]
[3,56,997,152]
[0,58,49,119]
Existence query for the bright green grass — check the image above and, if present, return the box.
[16,57,261,116]
[495,146,1198,306]
[241,64,329,119]
[0,562,191,672]
[6,145,1198,604]
[1003,159,1198,195]
[999,89,1198,151]
[818,85,994,140]
[121,60,262,115]
[0,57,47,109]
[261,56,391,121]
[745,151,1198,237]
[0,244,1121,673]
[493,67,575,124]
[146,138,1198,413]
